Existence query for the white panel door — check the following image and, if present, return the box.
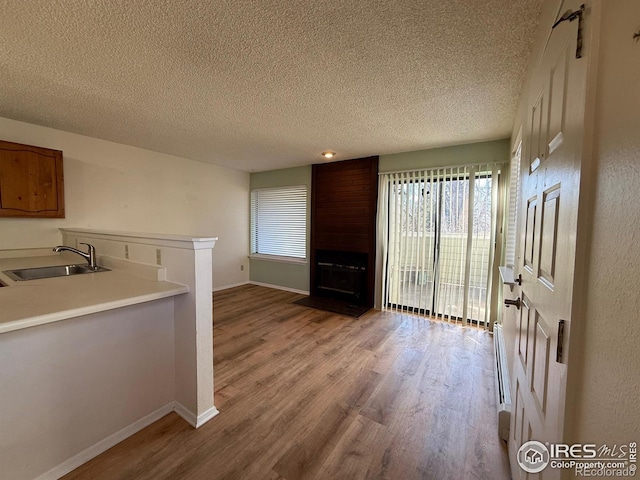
[508,2,591,478]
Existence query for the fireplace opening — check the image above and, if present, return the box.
[315,250,367,304]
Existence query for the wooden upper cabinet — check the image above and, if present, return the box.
[0,140,65,218]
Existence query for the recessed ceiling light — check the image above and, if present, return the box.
[321,151,336,159]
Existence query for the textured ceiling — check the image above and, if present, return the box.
[0,0,542,172]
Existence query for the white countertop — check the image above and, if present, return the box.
[0,255,188,334]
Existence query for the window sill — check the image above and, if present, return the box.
[249,254,307,265]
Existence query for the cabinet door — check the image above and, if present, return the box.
[0,140,65,218]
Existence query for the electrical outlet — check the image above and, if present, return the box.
[124,245,129,259]
[156,249,162,265]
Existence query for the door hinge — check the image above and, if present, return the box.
[552,4,585,58]
[556,319,565,363]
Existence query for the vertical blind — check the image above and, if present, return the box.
[377,164,501,327]
[251,185,307,259]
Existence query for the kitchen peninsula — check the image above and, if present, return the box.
[0,228,218,480]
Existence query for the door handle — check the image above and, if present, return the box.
[504,297,521,310]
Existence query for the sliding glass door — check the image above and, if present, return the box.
[380,165,500,326]
[386,176,439,315]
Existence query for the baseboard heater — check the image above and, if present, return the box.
[493,323,511,442]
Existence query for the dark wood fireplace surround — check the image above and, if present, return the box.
[310,156,378,307]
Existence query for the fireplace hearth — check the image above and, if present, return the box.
[315,250,367,304]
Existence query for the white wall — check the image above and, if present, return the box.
[0,117,250,289]
[0,299,175,480]
[571,0,640,445]
[505,0,640,449]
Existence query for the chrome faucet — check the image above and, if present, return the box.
[53,243,98,269]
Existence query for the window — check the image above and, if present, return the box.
[250,185,307,261]
[379,163,500,326]
[505,142,521,267]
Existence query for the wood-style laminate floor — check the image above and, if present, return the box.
[64,284,510,480]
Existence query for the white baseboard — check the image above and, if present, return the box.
[212,281,250,292]
[34,401,220,480]
[174,402,220,428]
[35,403,175,480]
[249,281,309,295]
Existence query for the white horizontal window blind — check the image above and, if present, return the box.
[251,185,307,259]
[505,142,522,267]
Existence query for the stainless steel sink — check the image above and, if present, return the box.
[3,264,110,281]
